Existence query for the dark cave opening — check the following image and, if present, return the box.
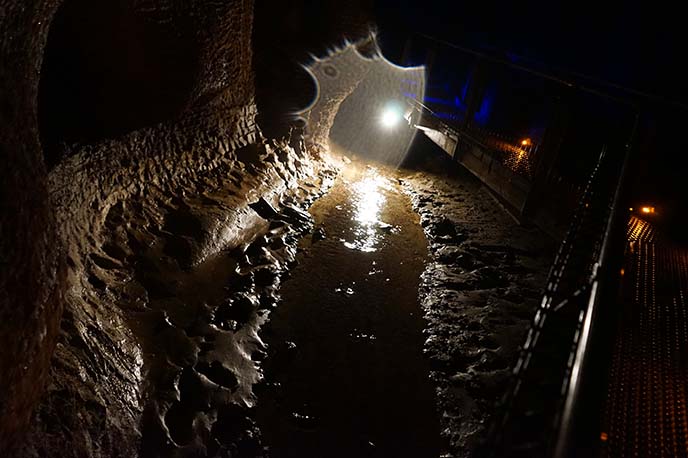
[252,0,375,138]
[38,0,198,169]
[252,0,319,138]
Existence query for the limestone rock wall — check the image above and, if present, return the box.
[252,0,375,138]
[1,0,68,451]
[1,0,258,454]
[21,101,264,458]
[1,0,374,456]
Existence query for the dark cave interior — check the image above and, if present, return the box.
[38,0,197,167]
[2,1,688,457]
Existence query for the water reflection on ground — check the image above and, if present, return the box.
[341,166,399,253]
[254,156,440,458]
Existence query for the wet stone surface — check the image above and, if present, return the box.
[129,171,338,457]
[18,133,340,458]
[400,154,555,458]
[254,159,442,457]
[123,150,552,458]
[21,140,553,458]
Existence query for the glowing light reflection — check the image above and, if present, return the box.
[380,104,403,128]
[343,168,395,252]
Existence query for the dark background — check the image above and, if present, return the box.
[374,0,687,103]
[373,0,688,232]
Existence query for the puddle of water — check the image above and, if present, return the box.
[342,167,399,253]
[255,160,441,457]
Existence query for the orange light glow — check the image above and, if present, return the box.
[641,206,655,214]
[629,207,634,211]
[521,138,531,146]
[620,268,625,276]
[600,432,608,442]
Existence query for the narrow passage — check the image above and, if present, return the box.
[255,157,441,457]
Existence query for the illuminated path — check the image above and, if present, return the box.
[254,158,441,457]
[601,217,688,457]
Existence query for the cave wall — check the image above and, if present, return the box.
[252,0,375,138]
[1,0,374,456]
[38,0,255,167]
[4,0,257,452]
[326,49,425,166]
[303,44,374,153]
[38,0,196,166]
[0,0,66,451]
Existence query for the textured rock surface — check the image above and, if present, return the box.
[2,0,554,456]
[1,0,372,455]
[1,0,66,451]
[20,100,323,457]
[252,0,374,138]
[20,120,337,456]
[304,46,371,152]
[401,153,555,457]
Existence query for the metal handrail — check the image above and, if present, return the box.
[552,112,639,457]
[409,30,643,456]
[481,140,621,457]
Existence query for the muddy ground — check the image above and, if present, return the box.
[19,138,553,458]
[246,146,554,457]
[254,158,440,457]
[18,125,339,458]
[400,152,555,457]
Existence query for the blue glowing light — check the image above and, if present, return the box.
[474,86,496,126]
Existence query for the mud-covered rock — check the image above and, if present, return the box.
[402,154,555,458]
[2,0,375,455]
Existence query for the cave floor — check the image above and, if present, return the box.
[19,141,552,458]
[254,158,441,457]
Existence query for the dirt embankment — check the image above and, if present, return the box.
[18,97,338,457]
[401,155,555,457]
[21,135,554,458]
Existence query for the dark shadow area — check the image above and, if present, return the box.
[627,111,688,243]
[398,126,446,168]
[38,0,198,168]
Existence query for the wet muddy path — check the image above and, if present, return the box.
[255,159,441,457]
